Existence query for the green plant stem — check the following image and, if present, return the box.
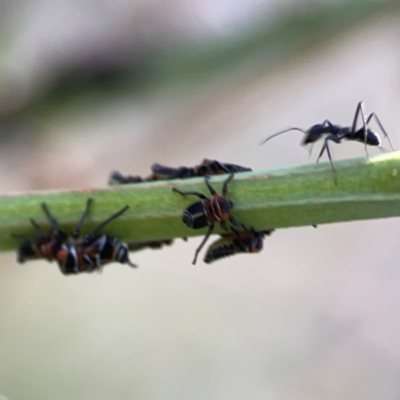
[1,152,400,253]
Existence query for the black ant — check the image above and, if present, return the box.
[203,226,274,264]
[172,172,237,265]
[260,101,394,182]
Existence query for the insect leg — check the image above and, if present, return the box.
[228,215,238,227]
[351,101,366,132]
[351,102,370,160]
[89,205,130,237]
[366,112,395,151]
[30,218,42,237]
[192,224,214,265]
[203,159,231,176]
[231,227,248,250]
[323,119,337,131]
[83,253,95,272]
[222,171,234,197]
[73,198,93,237]
[172,187,208,201]
[126,258,137,268]
[319,137,338,184]
[204,174,217,196]
[220,221,227,230]
[41,203,59,232]
[94,253,104,273]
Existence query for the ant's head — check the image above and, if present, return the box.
[353,128,381,147]
[365,129,381,146]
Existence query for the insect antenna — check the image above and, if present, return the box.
[259,127,308,145]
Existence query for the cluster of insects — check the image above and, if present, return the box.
[112,158,266,265]
[16,199,137,274]
[15,102,395,274]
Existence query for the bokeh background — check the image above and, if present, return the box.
[1,1,400,399]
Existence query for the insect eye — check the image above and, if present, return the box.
[182,211,194,227]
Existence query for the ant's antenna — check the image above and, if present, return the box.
[259,127,307,146]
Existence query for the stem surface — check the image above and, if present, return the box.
[1,152,400,252]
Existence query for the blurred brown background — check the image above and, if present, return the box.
[1,1,400,399]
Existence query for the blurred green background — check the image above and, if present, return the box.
[1,0,400,399]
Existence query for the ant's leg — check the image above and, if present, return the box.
[172,187,208,201]
[352,102,368,148]
[94,253,104,273]
[89,205,129,237]
[307,143,315,157]
[321,119,336,130]
[316,135,338,183]
[96,254,102,271]
[316,133,341,163]
[83,253,95,272]
[204,174,217,196]
[192,225,214,265]
[222,171,234,197]
[126,256,137,268]
[323,140,338,184]
[207,160,249,175]
[66,246,80,274]
[352,102,370,160]
[41,203,59,233]
[228,214,238,227]
[366,112,395,151]
[233,222,247,232]
[74,198,93,237]
[202,159,221,176]
[316,143,327,162]
[351,101,366,132]
[30,218,42,237]
[231,227,248,250]
[214,161,230,174]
